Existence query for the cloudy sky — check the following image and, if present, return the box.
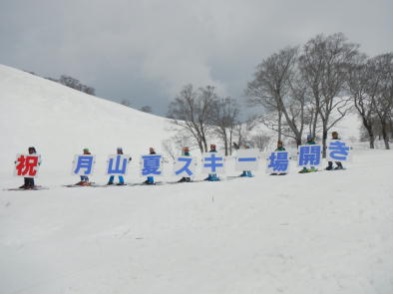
[0,0,392,117]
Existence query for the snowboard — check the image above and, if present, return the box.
[298,167,318,174]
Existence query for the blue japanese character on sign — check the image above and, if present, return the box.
[267,151,289,173]
[298,145,322,167]
[202,153,225,174]
[141,155,162,176]
[73,155,95,175]
[174,156,196,177]
[327,140,350,161]
[235,149,260,171]
[107,155,129,175]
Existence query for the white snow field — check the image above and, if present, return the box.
[0,65,392,293]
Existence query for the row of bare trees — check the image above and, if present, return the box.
[167,85,240,156]
[26,71,96,95]
[246,33,392,154]
[167,33,392,156]
[347,52,393,149]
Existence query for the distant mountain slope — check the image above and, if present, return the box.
[0,64,173,175]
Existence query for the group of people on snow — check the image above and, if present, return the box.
[17,131,345,189]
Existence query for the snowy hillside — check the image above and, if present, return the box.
[0,64,174,179]
[0,65,392,293]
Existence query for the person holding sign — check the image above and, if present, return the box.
[75,148,94,186]
[298,135,320,173]
[16,146,41,189]
[142,147,161,185]
[204,144,222,181]
[107,147,132,185]
[239,144,254,177]
[177,147,192,183]
[267,141,289,175]
[326,131,350,171]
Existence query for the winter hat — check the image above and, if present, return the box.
[307,134,313,141]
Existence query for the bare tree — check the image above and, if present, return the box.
[250,134,271,152]
[120,99,132,107]
[371,53,393,149]
[234,116,257,149]
[347,53,378,148]
[299,33,359,157]
[284,69,309,146]
[246,47,297,141]
[167,84,218,153]
[140,105,153,113]
[26,71,95,95]
[246,46,307,146]
[162,132,194,161]
[80,85,95,95]
[210,97,240,155]
[57,75,96,95]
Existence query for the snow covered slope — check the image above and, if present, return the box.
[0,64,173,178]
[0,65,392,293]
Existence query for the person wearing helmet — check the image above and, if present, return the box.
[326,131,344,170]
[107,147,131,185]
[205,144,220,181]
[178,147,192,183]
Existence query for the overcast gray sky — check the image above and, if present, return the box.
[0,0,392,116]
